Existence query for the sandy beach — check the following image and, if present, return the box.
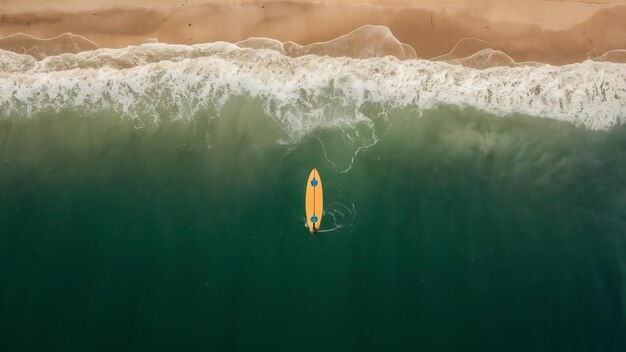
[1,0,625,64]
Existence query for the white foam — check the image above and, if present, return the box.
[0,50,36,72]
[0,43,625,138]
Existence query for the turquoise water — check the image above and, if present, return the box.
[1,45,626,350]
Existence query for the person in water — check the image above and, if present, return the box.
[310,213,319,235]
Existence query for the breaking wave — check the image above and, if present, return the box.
[0,42,625,140]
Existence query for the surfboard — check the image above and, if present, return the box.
[305,168,323,233]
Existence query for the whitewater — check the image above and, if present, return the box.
[1,43,625,141]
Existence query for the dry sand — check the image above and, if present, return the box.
[1,0,625,64]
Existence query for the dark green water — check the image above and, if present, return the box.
[1,104,625,351]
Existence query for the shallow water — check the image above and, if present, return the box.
[1,46,626,351]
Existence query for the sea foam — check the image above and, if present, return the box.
[0,42,625,141]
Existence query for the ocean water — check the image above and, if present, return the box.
[1,44,626,351]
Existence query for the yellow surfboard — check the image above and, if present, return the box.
[305,168,323,233]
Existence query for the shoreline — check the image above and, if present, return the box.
[0,1,625,65]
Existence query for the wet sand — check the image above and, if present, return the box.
[1,0,625,64]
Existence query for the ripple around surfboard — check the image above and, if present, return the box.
[305,168,323,233]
